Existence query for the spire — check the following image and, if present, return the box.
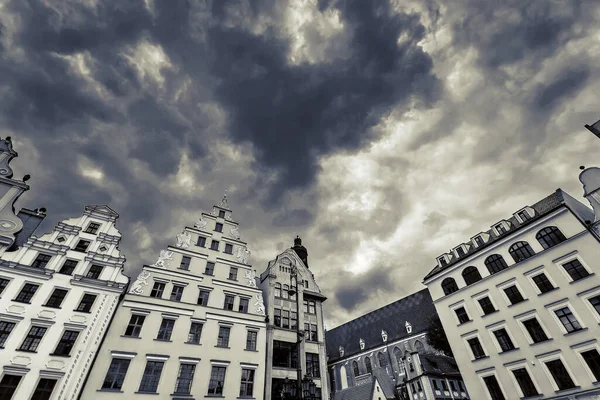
[291,235,309,267]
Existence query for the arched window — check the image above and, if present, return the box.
[485,254,508,274]
[340,365,348,389]
[394,347,402,369]
[274,283,281,298]
[365,357,372,374]
[378,352,390,375]
[536,227,566,249]
[414,340,424,351]
[352,361,360,377]
[462,266,482,285]
[282,284,289,299]
[509,241,535,263]
[442,278,459,295]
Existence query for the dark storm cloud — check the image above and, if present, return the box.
[532,66,590,112]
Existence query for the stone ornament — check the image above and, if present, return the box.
[230,225,241,240]
[405,321,412,334]
[220,192,229,208]
[194,215,208,229]
[339,346,345,357]
[151,250,173,269]
[236,246,251,264]
[176,231,192,249]
[382,330,388,342]
[254,293,266,315]
[0,137,17,178]
[359,338,365,350]
[244,269,258,288]
[129,270,152,294]
[225,213,232,221]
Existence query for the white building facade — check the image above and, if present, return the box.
[423,180,600,400]
[259,238,329,400]
[0,204,129,400]
[80,195,267,400]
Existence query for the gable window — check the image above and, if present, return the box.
[53,330,80,356]
[76,294,97,313]
[224,244,233,254]
[561,259,590,281]
[205,262,215,275]
[0,321,16,347]
[139,361,164,393]
[156,318,175,341]
[536,226,566,249]
[485,254,508,274]
[19,326,47,352]
[493,328,515,352]
[228,267,238,280]
[531,273,555,293]
[442,278,459,295]
[187,322,203,344]
[224,294,235,311]
[503,285,524,305]
[210,240,220,251]
[170,285,184,302]
[124,314,146,337]
[522,318,549,343]
[150,282,165,298]
[73,240,91,252]
[31,253,51,269]
[197,236,206,247]
[239,298,249,313]
[462,266,482,286]
[179,256,191,270]
[218,210,226,218]
[217,326,231,347]
[215,223,223,232]
[85,222,101,234]
[44,288,68,308]
[509,241,535,263]
[455,307,470,324]
[545,359,575,390]
[102,358,131,390]
[86,264,103,279]
[15,283,39,303]
[58,259,78,275]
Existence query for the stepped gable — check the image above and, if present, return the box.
[326,288,435,363]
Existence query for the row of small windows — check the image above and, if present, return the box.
[1,321,88,357]
[196,236,234,254]
[0,280,97,313]
[0,375,59,400]
[28,252,107,278]
[148,281,251,313]
[442,226,567,295]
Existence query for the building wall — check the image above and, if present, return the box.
[426,206,600,399]
[0,205,128,400]
[80,202,267,400]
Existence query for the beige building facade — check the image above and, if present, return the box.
[423,173,600,400]
[80,195,267,400]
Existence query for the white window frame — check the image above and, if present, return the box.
[471,234,486,247]
[505,361,541,398]
[553,252,593,283]
[462,331,488,361]
[514,207,534,223]
[477,370,507,400]
[514,310,553,345]
[493,221,510,235]
[578,285,600,324]
[472,290,498,317]
[496,278,528,307]
[486,321,518,354]
[454,245,468,258]
[572,339,600,384]
[523,266,559,295]
[536,351,579,392]
[545,299,586,335]
[449,301,471,326]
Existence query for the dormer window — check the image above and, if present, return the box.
[517,211,530,222]
[474,236,484,247]
[405,321,412,334]
[456,247,465,257]
[339,346,344,357]
[495,224,507,235]
[438,257,448,267]
[218,210,226,218]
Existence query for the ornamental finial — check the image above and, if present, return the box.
[219,190,229,208]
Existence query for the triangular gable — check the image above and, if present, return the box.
[267,248,322,294]
[85,205,119,218]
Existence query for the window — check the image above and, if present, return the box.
[485,254,508,274]
[102,358,131,390]
[76,294,96,312]
[532,273,554,293]
[517,211,531,222]
[175,363,196,394]
[275,283,281,298]
[365,357,372,374]
[156,319,175,341]
[554,307,582,333]
[306,353,320,378]
[589,295,600,316]
[224,294,235,310]
[45,288,68,308]
[441,380,448,390]
[0,321,16,347]
[462,266,482,285]
[442,278,459,295]
[229,267,238,280]
[0,375,22,399]
[187,322,203,344]
[306,324,318,342]
[150,282,165,298]
[493,329,515,352]
[304,280,309,288]
[53,330,79,356]
[58,259,78,275]
[30,378,57,400]
[467,337,486,359]
[246,330,257,351]
[474,236,484,246]
[225,244,233,254]
[562,259,590,281]
[545,359,575,390]
[73,240,91,252]
[522,318,548,343]
[86,264,103,279]
[19,326,47,352]
[432,380,439,390]
[495,224,507,235]
[215,223,223,232]
[0,278,9,295]
[478,296,496,315]
[197,236,206,247]
[417,381,422,392]
[509,241,535,263]
[291,312,298,330]
[536,227,566,249]
[274,309,281,327]
[219,210,226,218]
[85,222,101,234]
[415,340,424,351]
[438,257,447,267]
[31,253,51,269]
[456,247,465,257]
[308,300,316,314]
[124,314,146,337]
[239,298,249,313]
[510,368,537,397]
[482,375,505,400]
[197,289,210,306]
[205,262,215,275]
[282,311,290,329]
[581,349,600,381]
[282,284,289,299]
[208,366,226,395]
[170,285,184,302]
[240,368,254,397]
[273,340,298,368]
[217,326,231,347]
[179,256,191,270]
[211,240,219,250]
[138,361,164,393]
[15,283,39,303]
[503,285,524,305]
[352,361,360,377]
[449,381,456,391]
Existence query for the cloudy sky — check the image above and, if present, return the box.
[2,0,599,328]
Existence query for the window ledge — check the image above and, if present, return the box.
[154,339,173,342]
[72,310,92,314]
[42,305,62,309]
[205,396,225,398]
[214,345,230,349]
[554,386,580,394]
[244,349,258,352]
[227,278,237,282]
[49,353,71,358]
[16,349,37,353]
[472,356,489,362]
[12,300,32,304]
[520,394,543,399]
[171,393,194,398]
[121,335,142,339]
[499,347,520,354]
[237,397,255,399]
[564,327,588,337]
[508,299,529,308]
[530,338,553,346]
[204,273,214,277]
[481,310,499,318]
[184,342,202,346]
[135,391,160,395]
[97,389,124,393]
[457,320,473,327]
[538,287,560,296]
[570,273,595,284]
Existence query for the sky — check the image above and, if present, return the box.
[2,0,599,329]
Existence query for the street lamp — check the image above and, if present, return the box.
[302,375,317,400]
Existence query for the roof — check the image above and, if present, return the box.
[423,190,568,281]
[371,367,397,398]
[333,367,396,400]
[326,289,436,363]
[419,353,462,378]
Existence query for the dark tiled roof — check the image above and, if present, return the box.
[371,367,397,398]
[419,353,462,378]
[423,190,567,280]
[326,289,436,363]
[333,368,396,400]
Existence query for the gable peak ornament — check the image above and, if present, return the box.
[194,215,207,230]
[176,231,191,249]
[339,346,344,357]
[359,338,365,350]
[219,191,229,208]
[405,321,412,334]
[381,330,388,343]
